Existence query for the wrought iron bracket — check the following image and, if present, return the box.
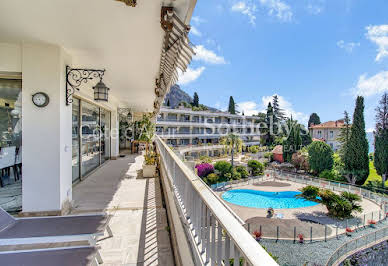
[65,66,105,105]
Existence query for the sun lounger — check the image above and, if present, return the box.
[0,207,112,246]
[0,246,102,266]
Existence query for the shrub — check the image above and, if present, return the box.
[205,173,219,185]
[199,155,212,164]
[248,145,258,154]
[247,160,264,176]
[195,163,214,178]
[291,151,309,170]
[264,152,273,161]
[214,161,232,177]
[308,141,334,175]
[235,166,249,178]
[297,186,363,219]
[319,170,336,180]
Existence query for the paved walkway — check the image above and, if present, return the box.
[72,153,174,266]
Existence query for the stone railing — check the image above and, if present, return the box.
[155,135,278,266]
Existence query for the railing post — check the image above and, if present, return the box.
[276,226,279,242]
[206,209,210,263]
[217,221,223,265]
[310,226,312,243]
[224,234,231,266]
[233,244,239,266]
[325,225,327,242]
[293,226,296,243]
[211,215,216,265]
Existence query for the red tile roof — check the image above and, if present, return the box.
[272,145,283,154]
[309,119,346,129]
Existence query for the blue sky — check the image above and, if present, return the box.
[177,0,388,131]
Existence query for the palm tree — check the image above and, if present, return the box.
[220,133,242,178]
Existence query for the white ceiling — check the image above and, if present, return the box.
[0,0,195,112]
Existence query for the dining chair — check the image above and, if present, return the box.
[0,146,17,187]
[15,146,22,180]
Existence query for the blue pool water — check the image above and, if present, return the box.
[222,189,319,209]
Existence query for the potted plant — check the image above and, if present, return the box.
[253,230,262,241]
[368,220,377,228]
[138,114,156,178]
[298,233,304,244]
[345,227,353,236]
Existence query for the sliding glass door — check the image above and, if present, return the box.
[72,99,111,183]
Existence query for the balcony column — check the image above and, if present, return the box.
[21,43,72,214]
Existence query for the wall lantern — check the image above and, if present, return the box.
[65,66,109,105]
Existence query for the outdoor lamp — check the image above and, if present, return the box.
[93,78,109,102]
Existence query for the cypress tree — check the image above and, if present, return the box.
[283,118,302,162]
[308,113,321,127]
[193,92,199,107]
[272,95,285,122]
[374,93,388,188]
[338,111,351,161]
[166,99,170,107]
[345,96,369,185]
[228,96,236,114]
[266,102,274,145]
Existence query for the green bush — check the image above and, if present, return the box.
[247,160,264,176]
[205,173,220,185]
[199,155,212,163]
[248,145,259,154]
[214,161,232,177]
[231,169,241,180]
[297,186,362,219]
[308,141,334,175]
[319,170,336,180]
[235,166,249,178]
[264,152,273,161]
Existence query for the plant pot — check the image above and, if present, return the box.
[255,237,261,242]
[143,164,156,178]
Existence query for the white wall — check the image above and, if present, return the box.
[21,43,72,213]
[0,43,21,72]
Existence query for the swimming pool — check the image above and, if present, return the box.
[221,189,319,209]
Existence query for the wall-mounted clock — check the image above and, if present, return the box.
[32,92,49,107]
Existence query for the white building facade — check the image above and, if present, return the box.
[156,107,264,147]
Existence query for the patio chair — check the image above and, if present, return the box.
[0,207,113,246]
[0,245,102,266]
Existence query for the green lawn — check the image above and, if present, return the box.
[364,161,388,186]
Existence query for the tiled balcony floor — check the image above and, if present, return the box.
[72,153,174,266]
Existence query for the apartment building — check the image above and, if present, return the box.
[156,106,263,147]
[309,119,346,151]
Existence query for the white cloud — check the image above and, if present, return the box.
[337,40,360,53]
[366,128,375,133]
[191,16,206,25]
[236,95,308,124]
[306,0,325,15]
[190,26,202,37]
[237,101,260,115]
[354,71,388,97]
[231,0,292,24]
[366,24,388,62]
[177,66,205,85]
[259,0,293,22]
[231,1,257,25]
[193,45,227,64]
[261,95,309,125]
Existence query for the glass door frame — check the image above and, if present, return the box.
[72,96,111,183]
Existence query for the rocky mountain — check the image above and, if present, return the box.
[163,84,219,111]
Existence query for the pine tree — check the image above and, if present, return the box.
[345,96,369,185]
[374,93,388,188]
[272,95,286,122]
[193,92,199,107]
[338,111,351,160]
[308,113,321,127]
[266,102,275,145]
[228,96,236,114]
